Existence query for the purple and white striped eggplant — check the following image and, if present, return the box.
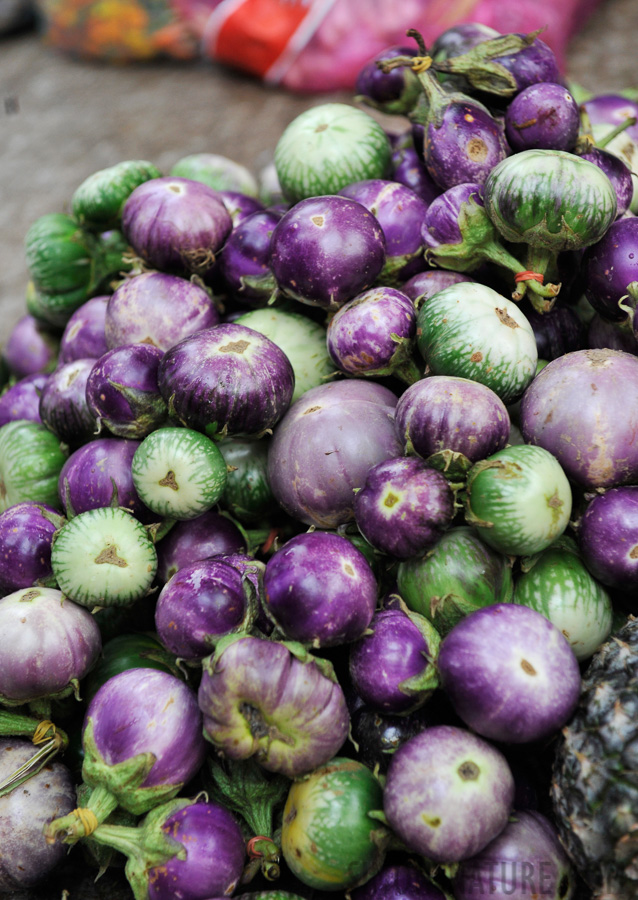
[105,272,220,352]
[326,286,419,383]
[263,531,378,647]
[38,358,97,446]
[58,295,109,364]
[0,372,48,427]
[197,634,350,777]
[158,323,295,439]
[0,502,65,595]
[268,195,386,311]
[353,456,455,559]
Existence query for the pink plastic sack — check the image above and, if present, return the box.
[174,0,603,92]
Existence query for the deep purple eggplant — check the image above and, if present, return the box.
[268,195,386,311]
[0,586,101,707]
[38,357,97,445]
[217,188,264,226]
[218,209,282,307]
[383,724,515,862]
[121,176,233,276]
[582,217,638,324]
[58,294,109,363]
[577,485,638,594]
[85,343,168,439]
[267,379,402,528]
[504,82,580,152]
[0,372,48,427]
[578,145,634,219]
[522,300,586,360]
[353,456,455,559]
[587,311,638,353]
[157,323,295,439]
[105,272,220,352]
[0,738,76,892]
[197,634,350,777]
[351,862,446,900]
[395,375,510,464]
[3,314,59,377]
[390,136,442,205]
[349,702,438,773]
[453,809,575,900]
[519,348,638,489]
[348,605,440,714]
[263,531,378,647]
[155,557,256,661]
[0,501,64,595]
[355,45,421,115]
[401,268,474,303]
[437,604,581,744]
[326,286,419,383]
[155,509,247,584]
[57,436,151,521]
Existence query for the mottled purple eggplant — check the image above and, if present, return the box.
[0,501,64,595]
[577,485,638,593]
[582,217,638,324]
[505,82,580,152]
[58,295,109,364]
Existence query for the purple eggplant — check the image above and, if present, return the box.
[218,209,282,307]
[197,634,349,777]
[353,456,455,559]
[587,311,638,353]
[326,286,420,383]
[355,45,421,115]
[121,176,233,276]
[383,724,515,862]
[437,604,581,744]
[577,486,638,594]
[348,605,440,714]
[57,436,151,520]
[0,738,76,892]
[268,379,402,528]
[3,314,59,377]
[217,188,264,226]
[578,145,634,219]
[268,195,386,311]
[0,372,48,426]
[0,586,101,706]
[155,557,256,661]
[263,531,377,647]
[390,136,442,205]
[58,294,109,364]
[505,82,580,152]
[156,509,247,584]
[582,217,638,324]
[88,797,246,900]
[395,375,510,464]
[454,809,575,900]
[581,93,638,143]
[351,862,446,900]
[338,179,429,282]
[105,272,220,352]
[523,300,586,360]
[401,268,474,303]
[349,702,439,773]
[38,357,97,445]
[45,668,206,844]
[519,348,638,489]
[157,323,295,439]
[85,343,168,439]
[0,501,64,595]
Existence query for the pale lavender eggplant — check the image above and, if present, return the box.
[104,272,220,352]
[588,312,638,353]
[38,357,97,445]
[523,301,586,360]
[579,146,634,219]
[0,738,76,892]
[156,509,246,584]
[351,862,446,900]
[390,139,442,205]
[437,604,581,744]
[59,295,109,364]
[267,379,402,528]
[0,372,48,426]
[504,83,580,152]
[348,607,438,713]
[197,634,350,777]
[218,209,282,306]
[453,810,575,900]
[395,375,510,463]
[157,323,295,438]
[326,286,418,382]
[383,724,515,862]
[0,586,101,705]
[3,314,59,377]
[263,531,377,647]
[338,180,429,281]
[85,343,168,439]
[268,195,386,311]
[355,45,421,115]
[121,176,233,275]
[354,456,455,559]
[155,558,254,661]
[583,218,638,322]
[57,437,150,520]
[519,348,638,489]
[577,486,638,593]
[401,269,473,303]
[0,502,64,595]
[216,189,264,226]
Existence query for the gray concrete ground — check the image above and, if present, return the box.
[2,0,638,348]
